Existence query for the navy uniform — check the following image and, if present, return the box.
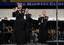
[25,13,33,43]
[38,16,48,43]
[15,10,26,45]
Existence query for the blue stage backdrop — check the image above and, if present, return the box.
[0,2,64,8]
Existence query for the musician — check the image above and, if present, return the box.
[2,17,9,32]
[10,20,16,32]
[15,8,26,45]
[25,8,33,43]
[1,17,13,43]
[38,10,48,43]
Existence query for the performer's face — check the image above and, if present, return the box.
[22,10,25,14]
[17,7,22,11]
[21,9,25,14]
[25,8,29,14]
